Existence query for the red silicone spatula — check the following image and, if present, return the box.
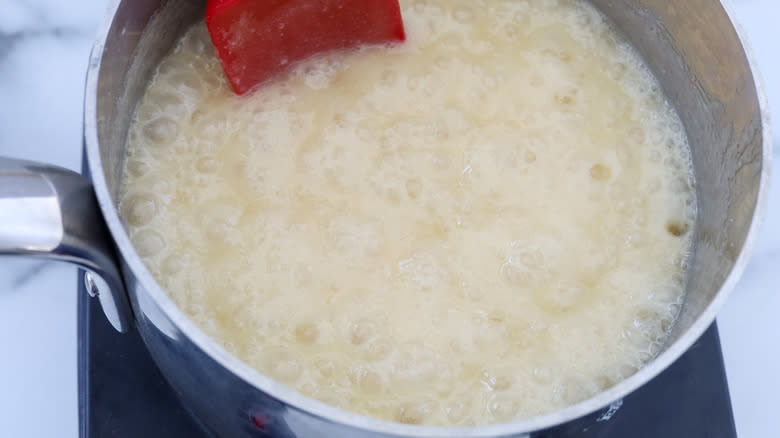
[206,0,406,95]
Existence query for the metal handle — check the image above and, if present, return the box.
[0,157,132,332]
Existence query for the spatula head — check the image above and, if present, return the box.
[206,0,406,95]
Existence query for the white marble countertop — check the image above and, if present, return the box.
[0,1,777,437]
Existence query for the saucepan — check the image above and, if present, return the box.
[0,0,770,436]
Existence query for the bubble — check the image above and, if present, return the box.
[351,319,378,345]
[441,34,463,50]
[393,344,443,393]
[314,390,347,408]
[156,58,177,76]
[618,364,639,379]
[445,398,472,424]
[574,9,593,26]
[161,255,185,274]
[536,282,588,312]
[543,49,572,63]
[303,65,336,90]
[294,264,314,287]
[637,350,653,362]
[406,76,420,91]
[154,92,189,120]
[628,127,645,144]
[314,360,335,378]
[482,370,512,391]
[143,117,178,146]
[555,93,575,106]
[405,179,422,199]
[202,203,243,242]
[500,255,538,285]
[666,220,689,237]
[523,149,537,163]
[396,401,434,425]
[126,158,151,177]
[529,74,545,88]
[659,316,674,333]
[670,176,691,193]
[398,254,448,291]
[433,367,456,396]
[594,374,615,390]
[295,322,319,344]
[488,395,519,421]
[432,150,452,168]
[453,7,473,24]
[171,71,204,93]
[380,70,398,87]
[329,217,380,260]
[353,368,383,393]
[519,248,545,268]
[137,175,169,197]
[434,56,452,70]
[133,230,165,257]
[560,378,591,405]
[621,327,649,349]
[532,366,552,384]
[365,339,392,361]
[123,193,158,227]
[590,163,611,181]
[183,24,211,54]
[189,107,210,126]
[265,351,302,382]
[298,382,316,396]
[670,120,684,135]
[633,308,653,325]
[488,311,507,324]
[196,156,218,173]
[460,281,484,301]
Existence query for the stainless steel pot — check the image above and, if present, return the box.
[0,0,771,436]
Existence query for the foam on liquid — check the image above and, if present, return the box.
[120,0,696,426]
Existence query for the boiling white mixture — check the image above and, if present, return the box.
[121,0,696,426]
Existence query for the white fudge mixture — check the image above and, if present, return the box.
[120,0,696,426]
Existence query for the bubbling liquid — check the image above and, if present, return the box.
[120,0,696,426]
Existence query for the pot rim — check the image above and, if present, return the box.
[83,0,772,435]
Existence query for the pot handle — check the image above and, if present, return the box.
[0,157,132,332]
